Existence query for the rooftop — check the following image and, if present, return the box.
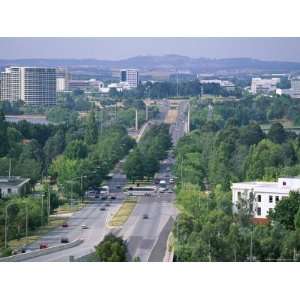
[0,176,30,188]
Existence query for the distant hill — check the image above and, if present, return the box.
[1,55,300,73]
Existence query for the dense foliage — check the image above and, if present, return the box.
[94,234,127,262]
[124,124,172,180]
[174,94,300,261]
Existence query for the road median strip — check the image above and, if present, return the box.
[108,197,137,228]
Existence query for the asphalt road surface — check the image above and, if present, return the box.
[20,100,188,262]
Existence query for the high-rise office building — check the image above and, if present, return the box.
[56,67,69,92]
[120,69,139,88]
[0,67,56,105]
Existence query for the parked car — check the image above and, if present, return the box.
[143,214,149,219]
[100,207,106,211]
[62,223,68,228]
[109,195,116,200]
[60,237,69,243]
[81,224,88,229]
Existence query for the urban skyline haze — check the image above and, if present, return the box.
[0,37,300,62]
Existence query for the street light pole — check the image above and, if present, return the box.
[48,185,51,218]
[41,194,44,226]
[25,202,28,244]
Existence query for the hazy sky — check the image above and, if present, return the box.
[0,37,300,62]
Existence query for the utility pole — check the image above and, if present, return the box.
[25,203,28,245]
[187,103,190,134]
[41,194,44,226]
[48,185,51,218]
[145,104,149,121]
[176,70,179,97]
[135,109,138,131]
[8,158,11,179]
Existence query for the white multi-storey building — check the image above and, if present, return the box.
[120,69,139,88]
[0,66,56,105]
[231,177,300,219]
[251,77,280,94]
[56,68,69,92]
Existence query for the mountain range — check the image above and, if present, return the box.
[1,55,300,74]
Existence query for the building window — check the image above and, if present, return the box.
[269,195,273,203]
[7,188,12,194]
[283,181,286,186]
[257,207,261,216]
[275,196,280,203]
[237,192,241,200]
[257,195,261,202]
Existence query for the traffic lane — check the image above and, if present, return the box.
[124,197,162,261]
[23,202,116,261]
[28,202,104,250]
[121,193,176,261]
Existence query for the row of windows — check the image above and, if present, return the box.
[237,192,283,204]
[256,207,273,216]
[257,194,281,203]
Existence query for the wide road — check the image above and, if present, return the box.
[117,100,188,261]
[20,99,188,262]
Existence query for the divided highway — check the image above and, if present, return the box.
[19,100,188,262]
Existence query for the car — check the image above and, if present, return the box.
[167,189,173,193]
[143,214,149,219]
[159,187,167,193]
[39,243,48,249]
[100,207,106,211]
[81,224,88,229]
[169,178,175,184]
[105,202,110,207]
[116,185,121,189]
[62,223,69,228]
[109,195,116,200]
[60,237,69,243]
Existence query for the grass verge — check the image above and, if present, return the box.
[108,197,137,227]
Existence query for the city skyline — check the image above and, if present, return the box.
[1,37,300,62]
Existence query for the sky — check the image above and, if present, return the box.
[0,37,300,62]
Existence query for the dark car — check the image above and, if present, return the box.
[60,237,69,243]
[100,207,106,211]
[62,223,68,228]
[105,202,110,207]
[109,195,116,200]
[39,243,48,249]
[143,214,149,219]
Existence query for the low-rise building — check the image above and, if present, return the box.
[251,77,280,95]
[231,177,300,219]
[0,176,30,199]
[200,79,235,91]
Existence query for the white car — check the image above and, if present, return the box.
[159,187,167,193]
[81,224,88,229]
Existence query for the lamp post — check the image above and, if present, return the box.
[4,202,14,248]
[41,194,44,226]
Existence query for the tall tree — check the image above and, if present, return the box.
[84,110,98,144]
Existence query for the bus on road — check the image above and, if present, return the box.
[123,186,157,196]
